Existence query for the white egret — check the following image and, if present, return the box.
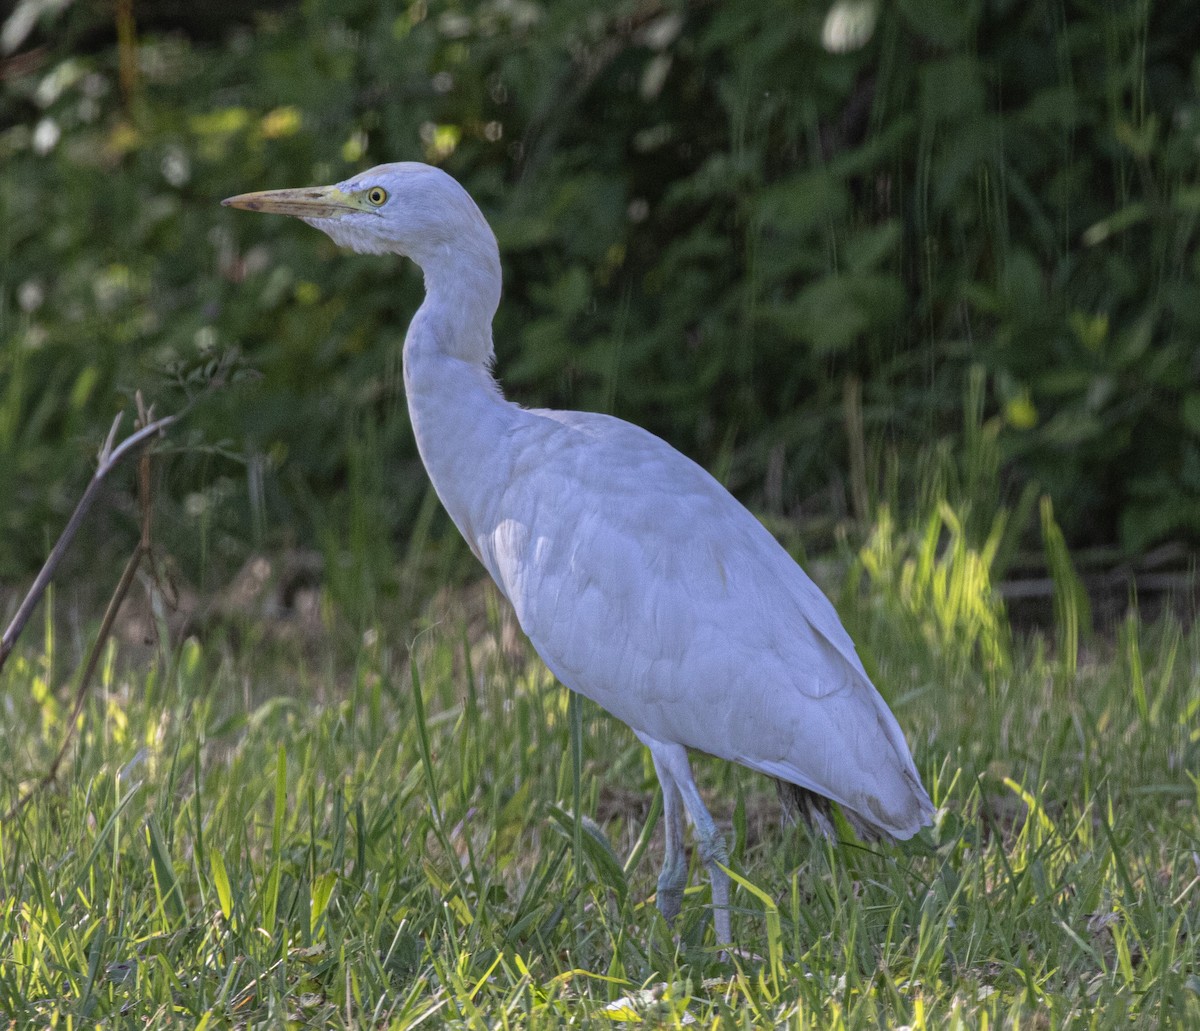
[223,163,934,944]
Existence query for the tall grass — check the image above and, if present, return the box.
[2,502,1197,1026]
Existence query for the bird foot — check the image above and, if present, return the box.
[655,887,683,927]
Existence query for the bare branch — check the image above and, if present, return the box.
[2,417,161,822]
[0,409,180,673]
[100,412,124,465]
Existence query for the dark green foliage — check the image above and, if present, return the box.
[2,0,1199,585]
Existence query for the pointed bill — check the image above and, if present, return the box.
[221,185,362,219]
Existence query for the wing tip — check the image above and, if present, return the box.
[885,808,935,841]
[874,779,936,841]
[777,778,936,843]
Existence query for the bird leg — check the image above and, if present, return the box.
[647,752,688,925]
[679,778,731,945]
[642,737,732,945]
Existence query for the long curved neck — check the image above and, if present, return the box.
[404,217,502,366]
[401,228,515,558]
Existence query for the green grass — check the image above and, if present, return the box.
[2,520,1199,1027]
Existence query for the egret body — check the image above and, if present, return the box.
[223,163,934,944]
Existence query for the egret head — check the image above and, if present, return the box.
[223,161,497,271]
[225,161,502,363]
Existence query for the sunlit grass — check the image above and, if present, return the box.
[2,512,1198,1027]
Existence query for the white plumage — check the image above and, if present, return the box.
[224,162,934,944]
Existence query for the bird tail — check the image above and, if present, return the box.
[773,779,890,843]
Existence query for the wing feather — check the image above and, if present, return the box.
[475,408,932,837]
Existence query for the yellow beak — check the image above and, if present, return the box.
[221,185,362,219]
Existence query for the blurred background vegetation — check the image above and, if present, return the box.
[2,0,1199,610]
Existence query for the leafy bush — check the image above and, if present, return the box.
[2,0,1199,588]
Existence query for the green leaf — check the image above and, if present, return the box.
[146,816,186,925]
[546,804,628,901]
[210,848,233,922]
[844,220,902,273]
[1182,393,1200,435]
[772,272,905,354]
[899,0,981,46]
[310,870,338,938]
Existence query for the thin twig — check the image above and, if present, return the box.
[0,410,179,672]
[2,419,158,822]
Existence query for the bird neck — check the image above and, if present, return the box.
[404,233,502,367]
[400,213,515,555]
[402,315,515,565]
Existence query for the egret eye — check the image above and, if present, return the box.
[365,186,388,206]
